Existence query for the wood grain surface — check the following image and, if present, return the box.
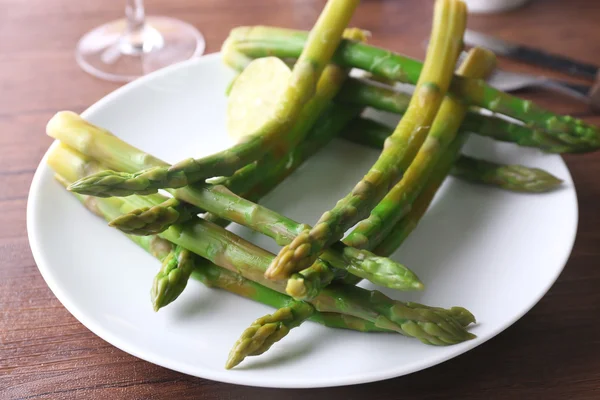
[2,0,600,398]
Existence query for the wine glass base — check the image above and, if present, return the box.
[76,16,205,82]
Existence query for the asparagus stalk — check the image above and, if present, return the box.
[68,0,360,196]
[49,113,422,292]
[287,46,495,299]
[266,0,467,280]
[451,157,563,193]
[224,39,585,155]
[225,302,315,369]
[56,171,388,335]
[60,176,388,368]
[208,28,366,218]
[225,55,584,153]
[49,144,476,346]
[115,104,365,305]
[227,27,600,147]
[287,116,561,301]
[373,137,468,256]
[110,28,367,231]
[337,78,580,153]
[150,245,195,311]
[110,104,361,235]
[342,117,564,193]
[109,198,197,235]
[345,47,497,250]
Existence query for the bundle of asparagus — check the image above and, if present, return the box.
[45,0,594,369]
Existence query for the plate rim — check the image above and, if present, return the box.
[27,52,579,388]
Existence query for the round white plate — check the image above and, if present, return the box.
[27,53,578,388]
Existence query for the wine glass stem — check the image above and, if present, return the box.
[126,0,146,35]
[121,0,163,54]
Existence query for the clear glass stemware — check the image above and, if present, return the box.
[76,0,205,82]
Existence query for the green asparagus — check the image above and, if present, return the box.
[57,170,388,336]
[266,0,467,280]
[345,47,497,250]
[49,144,476,346]
[151,245,196,311]
[109,197,196,235]
[48,112,422,292]
[337,77,581,153]
[68,0,360,196]
[110,104,361,235]
[373,136,469,256]
[61,177,391,369]
[227,28,600,147]
[287,46,495,299]
[342,117,564,193]
[451,157,563,193]
[226,302,315,369]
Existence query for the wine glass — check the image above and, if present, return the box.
[76,0,205,82]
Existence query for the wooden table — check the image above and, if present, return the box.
[2,0,600,398]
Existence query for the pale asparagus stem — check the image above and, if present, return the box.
[68,0,360,196]
[225,302,315,369]
[56,171,389,336]
[345,47,497,250]
[266,0,468,280]
[48,145,476,345]
[228,26,600,147]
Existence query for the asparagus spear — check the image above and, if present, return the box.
[342,117,564,193]
[57,172,388,335]
[225,302,315,369]
[49,144,475,345]
[59,175,389,368]
[287,46,495,299]
[109,197,197,235]
[68,0,360,196]
[227,27,600,147]
[49,113,422,292]
[266,0,468,280]
[225,39,585,154]
[345,47,497,250]
[110,104,361,235]
[209,28,366,218]
[451,157,563,193]
[114,105,365,305]
[150,245,195,311]
[373,136,468,257]
[337,78,580,153]
[224,52,584,153]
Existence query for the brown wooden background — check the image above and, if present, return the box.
[2,0,600,398]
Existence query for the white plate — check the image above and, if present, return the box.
[27,53,578,388]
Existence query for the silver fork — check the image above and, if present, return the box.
[487,67,591,100]
[456,50,592,102]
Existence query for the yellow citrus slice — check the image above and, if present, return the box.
[227,57,291,140]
